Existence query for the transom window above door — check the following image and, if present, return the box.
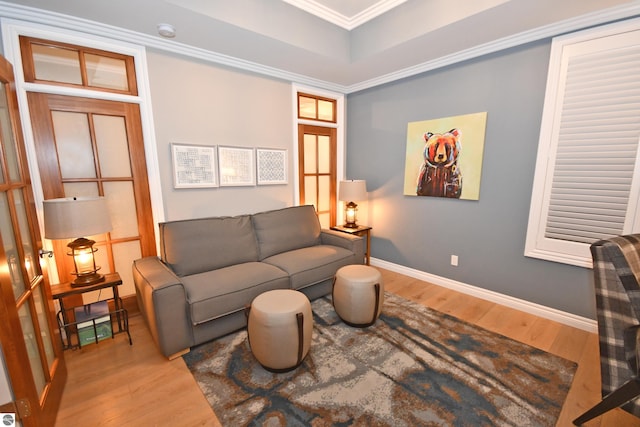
[19,36,137,95]
[298,92,336,123]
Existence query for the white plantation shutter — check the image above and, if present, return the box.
[525,19,640,268]
[546,45,640,241]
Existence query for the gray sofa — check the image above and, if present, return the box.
[133,205,364,358]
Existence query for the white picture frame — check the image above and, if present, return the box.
[256,148,288,185]
[171,143,218,188]
[218,146,256,186]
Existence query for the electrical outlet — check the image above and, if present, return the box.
[451,255,459,266]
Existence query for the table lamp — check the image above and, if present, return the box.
[43,196,112,287]
[338,180,367,228]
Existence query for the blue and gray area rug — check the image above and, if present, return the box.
[184,292,576,426]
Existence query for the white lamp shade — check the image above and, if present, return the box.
[339,180,367,202]
[43,197,113,239]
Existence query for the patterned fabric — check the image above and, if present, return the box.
[591,234,640,416]
[184,292,576,426]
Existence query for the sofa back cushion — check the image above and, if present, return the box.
[160,215,258,277]
[252,205,321,260]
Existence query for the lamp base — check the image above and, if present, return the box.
[343,222,359,229]
[71,273,105,287]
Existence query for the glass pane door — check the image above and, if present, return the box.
[0,53,65,427]
[298,124,336,228]
[27,93,156,299]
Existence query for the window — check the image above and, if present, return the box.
[298,92,336,123]
[19,36,138,95]
[525,18,640,268]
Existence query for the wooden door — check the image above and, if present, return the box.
[0,55,65,426]
[298,124,337,228]
[27,93,156,301]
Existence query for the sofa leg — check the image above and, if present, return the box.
[168,348,190,360]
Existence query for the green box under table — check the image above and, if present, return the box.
[74,301,112,346]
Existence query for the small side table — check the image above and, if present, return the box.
[331,224,372,265]
[51,272,132,349]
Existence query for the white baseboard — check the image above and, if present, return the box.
[370,257,597,333]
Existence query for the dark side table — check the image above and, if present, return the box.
[331,225,372,265]
[51,272,132,349]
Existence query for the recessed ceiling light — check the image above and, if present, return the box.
[157,23,176,38]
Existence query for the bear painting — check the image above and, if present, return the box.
[416,129,462,198]
[404,112,487,200]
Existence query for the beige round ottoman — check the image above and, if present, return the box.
[247,289,313,372]
[333,265,384,327]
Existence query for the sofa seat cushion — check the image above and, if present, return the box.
[262,245,355,290]
[182,262,289,325]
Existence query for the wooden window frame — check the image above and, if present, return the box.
[297,92,337,124]
[18,36,138,96]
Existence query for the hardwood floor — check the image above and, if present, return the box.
[55,268,640,426]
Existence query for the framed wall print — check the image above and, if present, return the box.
[256,148,287,185]
[171,143,218,188]
[403,111,487,200]
[218,146,256,186]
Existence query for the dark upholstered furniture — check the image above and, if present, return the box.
[574,235,640,425]
[132,205,364,359]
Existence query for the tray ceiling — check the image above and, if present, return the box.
[0,0,636,90]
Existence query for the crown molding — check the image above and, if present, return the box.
[345,2,640,93]
[348,0,409,30]
[0,1,349,93]
[282,0,408,30]
[0,1,638,95]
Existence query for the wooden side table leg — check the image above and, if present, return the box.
[113,284,123,333]
[59,299,72,349]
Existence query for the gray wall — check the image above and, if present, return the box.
[146,50,296,221]
[347,40,596,319]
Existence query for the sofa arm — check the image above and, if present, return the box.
[320,229,365,263]
[133,256,193,358]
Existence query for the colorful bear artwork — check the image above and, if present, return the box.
[416,129,462,198]
[404,112,486,200]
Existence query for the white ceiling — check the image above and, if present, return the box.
[1,0,638,91]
